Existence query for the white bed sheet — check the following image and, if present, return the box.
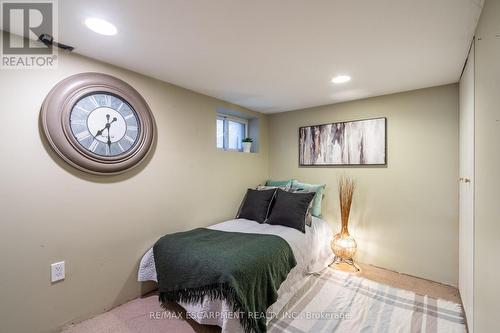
[138,217,333,333]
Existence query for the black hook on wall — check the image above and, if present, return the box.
[38,33,74,51]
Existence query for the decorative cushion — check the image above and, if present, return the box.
[256,185,285,217]
[287,188,313,227]
[265,179,295,188]
[256,185,289,191]
[291,181,326,217]
[236,188,276,223]
[266,189,315,233]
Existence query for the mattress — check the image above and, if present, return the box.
[138,217,333,332]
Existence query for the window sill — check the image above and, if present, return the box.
[217,148,258,154]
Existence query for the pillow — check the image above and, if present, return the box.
[291,181,326,217]
[287,188,313,227]
[256,185,287,217]
[265,179,295,188]
[236,188,276,223]
[266,189,315,233]
[256,185,288,191]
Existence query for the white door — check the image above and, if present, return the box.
[459,40,474,332]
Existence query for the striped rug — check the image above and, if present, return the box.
[268,268,466,333]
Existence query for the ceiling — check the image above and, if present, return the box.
[15,1,487,113]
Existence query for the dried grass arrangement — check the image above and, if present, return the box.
[338,176,356,235]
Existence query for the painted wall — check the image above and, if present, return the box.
[268,85,459,285]
[472,0,500,331]
[0,32,268,333]
[458,41,475,330]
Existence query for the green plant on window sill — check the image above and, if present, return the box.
[242,137,254,153]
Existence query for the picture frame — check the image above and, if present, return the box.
[298,117,387,166]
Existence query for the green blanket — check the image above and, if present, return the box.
[153,227,297,333]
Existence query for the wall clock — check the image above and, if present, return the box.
[41,72,156,175]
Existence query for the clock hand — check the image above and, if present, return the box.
[107,131,112,150]
[104,117,118,149]
[95,128,105,137]
[105,117,118,142]
[95,115,113,137]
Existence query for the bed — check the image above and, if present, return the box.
[138,217,333,333]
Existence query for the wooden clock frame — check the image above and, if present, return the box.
[41,72,156,175]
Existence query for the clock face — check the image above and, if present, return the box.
[69,93,140,157]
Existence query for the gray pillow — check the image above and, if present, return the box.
[236,188,276,223]
[266,189,315,233]
[287,188,313,227]
[256,184,291,191]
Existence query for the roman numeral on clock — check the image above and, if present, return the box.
[72,119,86,125]
[90,95,99,108]
[75,130,91,141]
[124,135,135,143]
[89,140,99,152]
[75,105,90,114]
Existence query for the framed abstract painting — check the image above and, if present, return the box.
[299,117,386,166]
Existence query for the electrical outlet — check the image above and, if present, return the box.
[51,261,65,282]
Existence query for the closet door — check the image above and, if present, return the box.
[459,40,474,332]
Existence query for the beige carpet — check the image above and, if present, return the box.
[63,295,220,333]
[63,264,461,333]
[336,262,461,304]
[268,268,465,333]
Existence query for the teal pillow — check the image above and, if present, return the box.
[291,181,326,217]
[265,179,294,187]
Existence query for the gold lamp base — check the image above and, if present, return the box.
[331,232,359,272]
[331,256,360,272]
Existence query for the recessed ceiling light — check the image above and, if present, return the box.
[331,75,351,84]
[85,18,117,36]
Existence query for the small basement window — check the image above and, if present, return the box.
[216,114,248,151]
